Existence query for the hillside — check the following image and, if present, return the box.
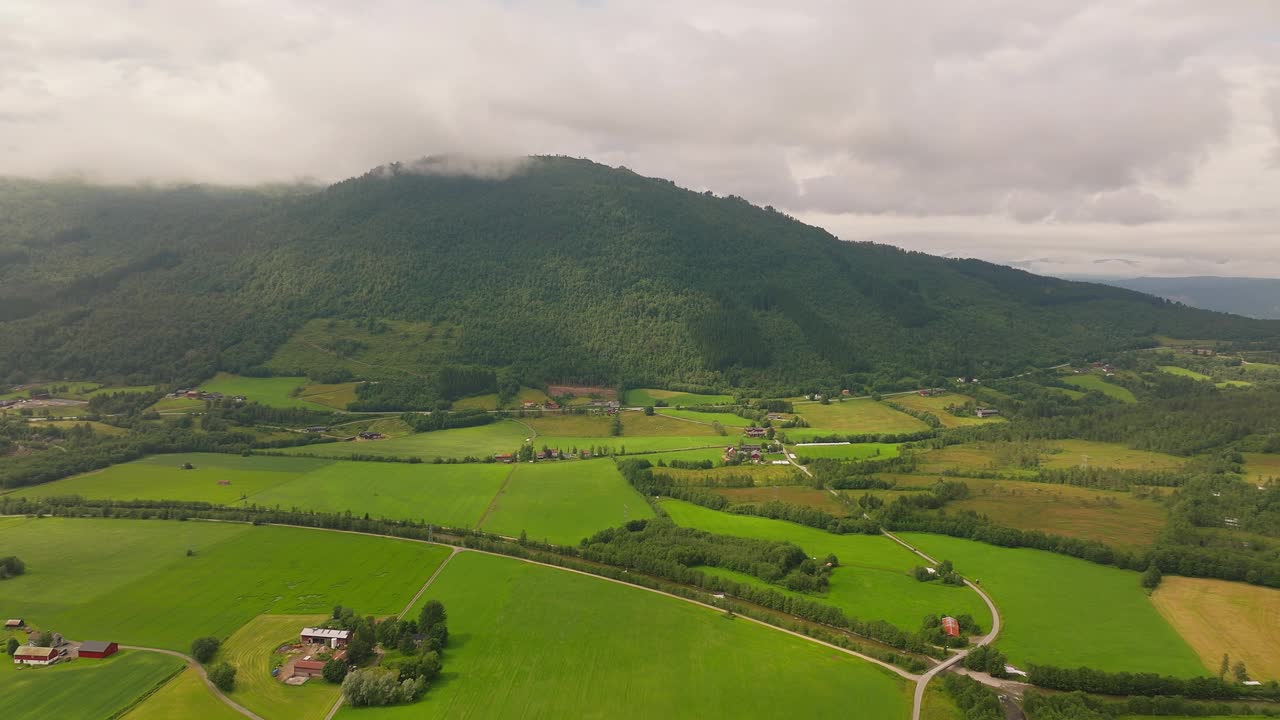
[1097,276,1280,320]
[1,158,1277,398]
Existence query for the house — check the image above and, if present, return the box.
[305,426,329,433]
[294,659,326,678]
[358,431,383,440]
[543,402,560,410]
[78,641,118,659]
[0,399,16,408]
[522,402,536,409]
[739,444,761,453]
[974,408,1000,418]
[744,427,767,438]
[299,628,350,649]
[750,450,762,462]
[5,618,23,629]
[841,389,851,396]
[13,646,58,665]
[495,453,514,463]
[217,479,231,486]
[940,617,960,638]
[766,413,785,421]
[185,390,202,398]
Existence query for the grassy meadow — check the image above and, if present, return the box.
[345,551,911,720]
[785,399,929,437]
[662,500,990,629]
[452,387,551,410]
[479,460,655,544]
[899,533,1205,675]
[1063,374,1138,403]
[200,373,330,410]
[125,666,244,720]
[657,408,752,427]
[3,648,183,720]
[277,420,532,459]
[1150,577,1280,681]
[623,388,735,406]
[891,393,1002,428]
[791,442,900,461]
[1157,365,1212,382]
[915,439,1185,475]
[0,517,450,652]
[713,485,850,514]
[1242,453,1280,484]
[295,382,361,410]
[266,318,457,381]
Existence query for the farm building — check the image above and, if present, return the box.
[78,641,119,659]
[358,431,384,440]
[5,618,24,629]
[543,402,560,410]
[495,453,514,463]
[744,427,767,438]
[294,660,326,678]
[300,627,350,648]
[974,408,1000,418]
[13,646,58,666]
[940,617,960,638]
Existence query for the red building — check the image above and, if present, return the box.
[940,617,960,638]
[294,660,326,678]
[78,641,118,659]
[13,646,58,665]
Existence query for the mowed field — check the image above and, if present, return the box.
[125,667,244,720]
[200,373,332,410]
[915,440,1185,475]
[479,460,655,544]
[946,478,1167,549]
[3,648,183,720]
[220,614,340,720]
[340,551,911,720]
[278,420,531,459]
[713,485,850,515]
[624,388,735,406]
[0,517,450,652]
[662,500,989,629]
[657,408,752,427]
[899,533,1205,675]
[784,399,929,438]
[1062,374,1138,403]
[791,442,900,461]
[1150,576,1280,680]
[890,393,1002,428]
[1157,365,1212,382]
[1243,453,1280,484]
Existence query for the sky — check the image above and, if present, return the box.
[2,1,1278,278]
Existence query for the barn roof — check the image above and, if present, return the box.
[15,645,56,657]
[300,627,350,639]
[80,641,115,653]
[295,660,326,670]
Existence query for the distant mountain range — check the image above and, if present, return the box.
[1089,277,1280,320]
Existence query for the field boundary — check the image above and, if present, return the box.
[120,645,265,720]
[474,466,517,530]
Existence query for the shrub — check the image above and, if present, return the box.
[190,636,220,664]
[322,657,349,684]
[208,662,236,692]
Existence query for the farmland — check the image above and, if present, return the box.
[1243,452,1280,484]
[662,500,990,629]
[784,399,929,437]
[479,460,655,544]
[295,381,362,410]
[914,439,1186,475]
[623,388,735,406]
[4,649,183,720]
[221,614,340,720]
[1150,577,1280,681]
[713,485,850,514]
[1157,365,1212,382]
[890,393,1002,428]
[657,408,752,426]
[125,666,244,720]
[0,517,450,652]
[790,442,900,461]
[899,533,1205,675]
[199,373,331,410]
[1062,374,1138,403]
[453,387,550,410]
[277,420,531,459]
[345,551,911,719]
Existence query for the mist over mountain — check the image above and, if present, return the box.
[1088,277,1280,320]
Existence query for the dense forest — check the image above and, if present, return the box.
[2,157,1277,398]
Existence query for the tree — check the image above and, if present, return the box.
[1140,563,1162,590]
[0,555,25,579]
[208,662,236,692]
[643,405,654,416]
[5,637,17,655]
[34,631,52,647]
[322,657,349,683]
[191,636,221,663]
[346,630,374,666]
[396,633,417,655]
[418,600,446,631]
[1232,660,1248,683]
[342,667,423,706]
[1219,653,1230,680]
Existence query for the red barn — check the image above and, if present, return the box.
[78,641,118,659]
[294,660,326,678]
[940,617,960,638]
[13,646,58,665]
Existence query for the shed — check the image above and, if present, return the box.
[13,646,58,665]
[300,627,350,648]
[4,618,23,629]
[78,641,119,659]
[940,616,960,638]
[294,660,326,677]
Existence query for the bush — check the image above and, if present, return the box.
[208,662,236,692]
[190,636,220,663]
[0,555,25,580]
[342,667,425,706]
[322,657,349,683]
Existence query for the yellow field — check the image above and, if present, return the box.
[1242,453,1280,485]
[948,479,1166,549]
[789,399,929,435]
[1041,440,1187,471]
[890,393,1002,428]
[623,412,721,437]
[1151,577,1280,680]
[296,382,360,410]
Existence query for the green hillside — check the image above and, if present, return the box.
[1,158,1275,399]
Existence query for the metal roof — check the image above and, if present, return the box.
[300,627,350,638]
[79,641,115,653]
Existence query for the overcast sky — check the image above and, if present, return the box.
[3,1,1278,277]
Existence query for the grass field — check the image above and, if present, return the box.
[1157,366,1212,382]
[125,666,244,720]
[277,420,532,459]
[785,399,929,437]
[295,382,361,410]
[1242,362,1280,373]
[623,388,735,406]
[532,435,725,455]
[660,463,799,485]
[453,387,550,410]
[4,649,183,720]
[899,533,1205,675]
[343,551,910,720]
[266,318,457,382]
[920,682,963,720]
[657,408,752,427]
[480,460,655,544]
[638,447,730,464]
[713,485,850,514]
[663,500,989,629]
[200,373,331,410]
[1216,380,1254,389]
[1063,374,1138,403]
[946,479,1167,549]
[222,614,340,720]
[791,442,900,461]
[891,393,1002,428]
[624,411,724,436]
[0,517,450,652]
[1150,576,1280,681]
[915,439,1185,475]
[149,396,208,412]
[1242,453,1280,484]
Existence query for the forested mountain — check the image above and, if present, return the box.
[1,157,1277,394]
[1095,276,1280,320]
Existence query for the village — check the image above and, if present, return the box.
[6,618,119,668]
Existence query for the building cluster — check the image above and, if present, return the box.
[169,388,246,402]
[7,619,118,667]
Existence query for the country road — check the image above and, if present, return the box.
[118,645,266,720]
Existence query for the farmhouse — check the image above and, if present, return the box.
[940,617,960,638]
[543,402,560,410]
[305,426,329,433]
[358,431,384,440]
[918,388,946,397]
[13,646,58,666]
[300,627,350,648]
[5,618,24,629]
[744,427,767,438]
[495,453,514,463]
[974,408,1000,418]
[78,641,119,659]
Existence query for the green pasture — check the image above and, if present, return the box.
[480,460,655,544]
[899,533,1205,675]
[1241,362,1280,373]
[295,381,361,410]
[625,411,725,436]
[4,649,183,720]
[1243,453,1280,484]
[891,393,1001,428]
[221,614,339,720]
[453,387,550,411]
[276,420,531,459]
[1063,374,1137,403]
[346,551,911,720]
[662,500,989,629]
[266,317,457,382]
[789,398,930,435]
[790,442,901,461]
[657,408,752,427]
[533,435,724,455]
[200,373,331,410]
[623,388,735,406]
[0,517,450,652]
[637,447,731,464]
[149,396,207,413]
[125,666,243,720]
[1216,380,1254,389]
[1157,365,1212,381]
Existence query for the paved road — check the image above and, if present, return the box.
[119,645,266,720]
